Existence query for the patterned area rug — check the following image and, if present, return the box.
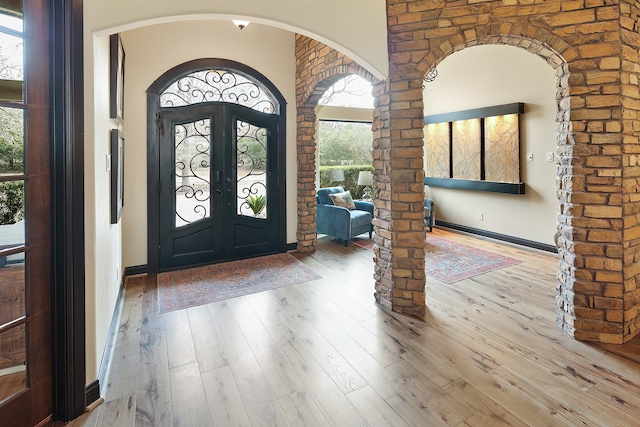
[353,234,523,284]
[158,253,321,313]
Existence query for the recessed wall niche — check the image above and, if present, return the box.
[424,103,525,194]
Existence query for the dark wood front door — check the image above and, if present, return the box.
[158,103,279,270]
[0,1,54,425]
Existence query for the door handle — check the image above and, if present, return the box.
[216,188,221,194]
[226,188,232,193]
[216,171,222,184]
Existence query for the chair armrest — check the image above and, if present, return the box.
[424,198,434,209]
[317,204,352,239]
[354,200,374,215]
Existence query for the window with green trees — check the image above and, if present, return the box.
[318,120,372,167]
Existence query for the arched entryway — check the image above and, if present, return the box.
[146,59,287,272]
[294,36,379,254]
[413,33,573,330]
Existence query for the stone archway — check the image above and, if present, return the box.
[419,34,574,331]
[295,35,378,254]
[379,1,640,344]
[295,2,640,343]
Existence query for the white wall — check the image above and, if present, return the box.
[316,105,373,122]
[85,0,387,79]
[84,34,124,383]
[121,21,296,268]
[423,45,558,245]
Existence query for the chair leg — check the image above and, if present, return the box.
[344,239,349,247]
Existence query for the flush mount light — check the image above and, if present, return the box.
[232,20,250,30]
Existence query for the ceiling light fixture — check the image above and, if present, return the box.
[232,20,250,30]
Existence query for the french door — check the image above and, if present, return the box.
[0,1,54,425]
[158,103,280,270]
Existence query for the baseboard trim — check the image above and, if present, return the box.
[95,274,128,402]
[436,220,558,253]
[286,243,297,251]
[85,380,100,407]
[124,264,148,276]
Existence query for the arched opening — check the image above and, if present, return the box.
[293,44,378,253]
[415,35,576,334]
[422,45,558,251]
[315,75,376,246]
[147,58,287,272]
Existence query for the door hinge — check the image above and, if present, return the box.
[156,112,165,135]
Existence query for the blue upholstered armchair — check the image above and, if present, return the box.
[316,187,374,246]
[425,197,435,233]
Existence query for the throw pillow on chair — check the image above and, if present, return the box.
[329,191,356,210]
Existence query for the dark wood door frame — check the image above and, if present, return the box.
[50,0,87,421]
[147,59,288,273]
[0,0,85,424]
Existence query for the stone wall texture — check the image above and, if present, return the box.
[295,0,640,343]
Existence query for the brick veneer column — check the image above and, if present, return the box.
[385,0,639,343]
[371,74,427,314]
[621,0,640,341]
[296,105,317,253]
[372,78,394,310]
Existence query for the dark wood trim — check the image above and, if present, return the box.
[448,122,453,178]
[147,88,160,273]
[424,177,526,194]
[424,102,525,124]
[436,220,558,253]
[479,118,486,181]
[51,0,86,421]
[147,58,288,274]
[286,243,297,251]
[124,265,148,276]
[85,381,100,407]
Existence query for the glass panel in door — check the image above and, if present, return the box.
[0,26,24,103]
[0,324,26,402]
[236,120,267,219]
[0,2,28,404]
[174,118,212,227]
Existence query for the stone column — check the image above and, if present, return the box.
[296,106,317,253]
[373,73,427,315]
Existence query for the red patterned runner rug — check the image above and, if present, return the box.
[353,234,523,284]
[158,253,321,313]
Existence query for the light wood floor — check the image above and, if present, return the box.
[69,228,640,426]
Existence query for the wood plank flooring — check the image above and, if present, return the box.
[68,229,640,426]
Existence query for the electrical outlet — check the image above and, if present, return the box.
[527,153,534,162]
[546,152,555,162]
[477,213,484,221]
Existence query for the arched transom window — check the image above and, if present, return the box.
[160,69,279,114]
